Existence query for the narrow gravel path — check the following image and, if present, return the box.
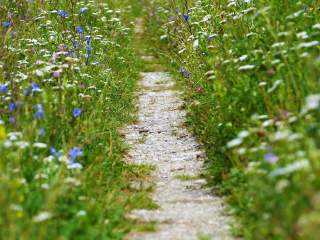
[123,71,232,240]
[122,18,233,240]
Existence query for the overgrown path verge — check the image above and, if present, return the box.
[123,18,232,240]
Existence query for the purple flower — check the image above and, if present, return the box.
[85,54,91,59]
[3,21,11,27]
[73,108,81,118]
[67,50,75,55]
[50,147,61,157]
[264,153,279,164]
[76,26,84,33]
[38,128,46,136]
[67,159,83,170]
[85,45,92,51]
[0,84,8,94]
[31,82,41,93]
[73,41,81,48]
[9,102,17,112]
[68,147,83,160]
[53,71,61,78]
[9,116,16,124]
[85,36,91,44]
[80,7,87,13]
[57,10,68,18]
[180,66,191,78]
[33,104,45,119]
[183,14,190,21]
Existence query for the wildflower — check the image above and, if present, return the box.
[193,39,199,49]
[77,210,87,217]
[31,82,41,93]
[270,160,309,177]
[57,10,68,18]
[305,94,320,111]
[38,128,46,136]
[76,26,84,33]
[33,142,47,149]
[312,23,320,30]
[33,104,45,119]
[183,14,190,21]
[8,102,17,112]
[239,65,255,70]
[85,54,91,60]
[33,211,52,222]
[67,160,83,170]
[0,84,8,94]
[239,55,248,61]
[68,147,83,160]
[85,45,92,51]
[85,36,91,44]
[73,108,81,118]
[298,41,319,49]
[3,21,11,27]
[9,116,16,124]
[238,130,249,138]
[267,80,283,93]
[53,71,61,78]
[180,67,190,78]
[80,7,87,13]
[50,147,61,157]
[264,153,279,163]
[227,138,243,148]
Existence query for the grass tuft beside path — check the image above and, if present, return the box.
[144,0,320,239]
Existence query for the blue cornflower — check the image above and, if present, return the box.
[264,153,279,163]
[50,147,61,157]
[180,66,191,78]
[80,7,87,13]
[0,84,8,94]
[68,147,83,160]
[3,21,11,27]
[73,108,81,118]
[79,33,84,39]
[183,14,190,21]
[31,82,41,93]
[38,128,46,136]
[9,102,17,112]
[33,104,45,119]
[76,26,84,33]
[73,41,81,48]
[10,31,15,38]
[85,36,91,44]
[9,116,16,124]
[85,45,92,51]
[67,50,75,55]
[57,10,68,18]
[67,159,83,170]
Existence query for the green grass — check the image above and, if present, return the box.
[0,0,154,239]
[175,174,200,181]
[143,0,320,239]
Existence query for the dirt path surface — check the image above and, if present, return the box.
[121,17,233,240]
[122,70,233,240]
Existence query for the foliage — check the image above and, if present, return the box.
[144,0,320,238]
[0,0,149,239]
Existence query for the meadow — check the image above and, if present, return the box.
[0,1,154,239]
[1,0,320,239]
[144,0,320,239]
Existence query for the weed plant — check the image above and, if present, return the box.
[145,0,320,238]
[0,0,150,239]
